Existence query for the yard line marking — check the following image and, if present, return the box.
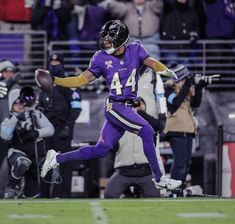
[89,201,109,224]
[8,214,51,219]
[0,198,234,203]
[178,213,227,218]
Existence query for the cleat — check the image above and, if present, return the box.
[152,175,182,191]
[41,149,59,178]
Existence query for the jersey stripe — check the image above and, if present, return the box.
[108,109,142,130]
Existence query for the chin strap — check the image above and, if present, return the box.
[105,45,116,54]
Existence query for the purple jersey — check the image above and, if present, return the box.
[88,42,149,101]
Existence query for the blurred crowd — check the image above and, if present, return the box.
[0,0,234,49]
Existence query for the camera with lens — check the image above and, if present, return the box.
[20,121,33,131]
[193,74,220,86]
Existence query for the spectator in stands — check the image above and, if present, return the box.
[31,0,74,42]
[0,60,22,127]
[0,82,7,99]
[65,0,111,66]
[0,1,34,62]
[163,64,205,196]
[67,0,110,47]
[99,0,163,59]
[104,96,165,198]
[161,0,199,67]
[1,87,54,198]
[204,0,235,75]
[0,0,33,31]
[0,60,15,100]
[37,53,82,198]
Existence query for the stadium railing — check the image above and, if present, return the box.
[0,31,235,88]
[0,30,47,85]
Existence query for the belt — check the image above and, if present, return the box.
[107,97,133,107]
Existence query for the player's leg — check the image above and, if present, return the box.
[57,120,124,162]
[105,102,182,190]
[41,120,124,178]
[105,102,162,180]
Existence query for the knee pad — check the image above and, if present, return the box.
[138,125,155,141]
[11,156,32,179]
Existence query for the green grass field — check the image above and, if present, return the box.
[0,198,235,224]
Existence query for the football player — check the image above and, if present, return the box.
[40,20,182,191]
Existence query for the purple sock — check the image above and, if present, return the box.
[139,125,163,181]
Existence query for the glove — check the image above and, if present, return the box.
[185,75,195,86]
[16,112,27,121]
[197,79,207,88]
[21,130,39,142]
[158,69,177,79]
[58,126,70,139]
[0,81,8,98]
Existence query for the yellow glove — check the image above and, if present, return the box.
[158,68,177,79]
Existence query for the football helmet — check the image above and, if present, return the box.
[99,20,129,54]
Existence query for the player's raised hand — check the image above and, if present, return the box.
[158,68,177,79]
[0,81,8,98]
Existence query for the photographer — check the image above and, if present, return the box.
[163,64,205,196]
[0,60,18,198]
[0,87,54,198]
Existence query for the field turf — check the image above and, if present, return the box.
[0,198,235,224]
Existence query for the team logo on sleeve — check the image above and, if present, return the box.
[72,91,80,99]
[105,60,113,69]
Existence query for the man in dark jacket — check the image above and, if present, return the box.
[38,53,82,198]
[161,0,199,66]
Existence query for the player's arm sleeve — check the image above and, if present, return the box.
[143,57,177,78]
[136,42,150,65]
[143,57,167,72]
[54,70,96,88]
